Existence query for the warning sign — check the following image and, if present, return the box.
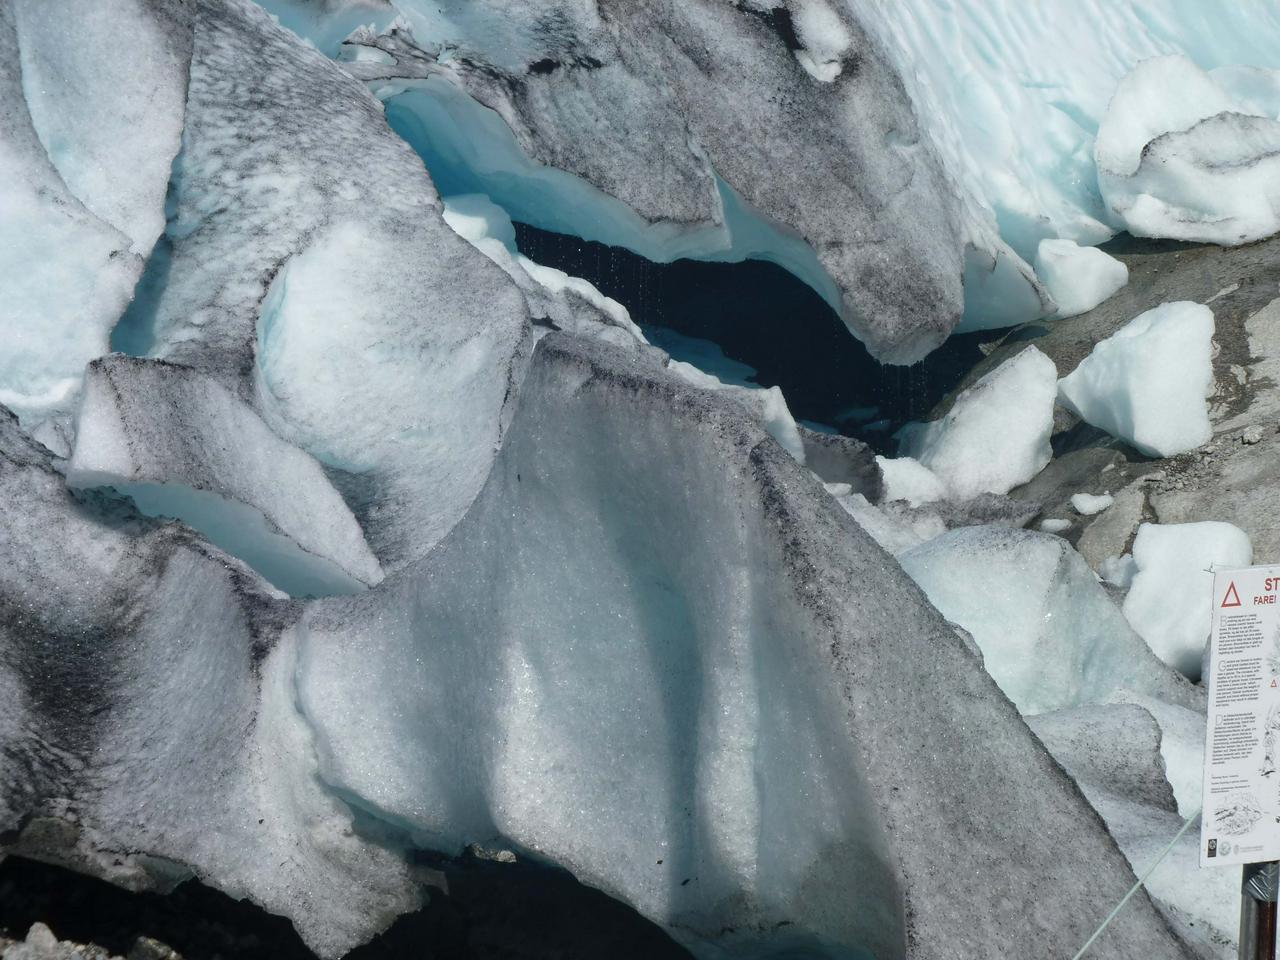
[1202,565,1280,866]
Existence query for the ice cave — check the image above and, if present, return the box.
[6,1,1280,958]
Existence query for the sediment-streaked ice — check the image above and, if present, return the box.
[67,356,383,597]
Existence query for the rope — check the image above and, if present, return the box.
[1071,810,1201,960]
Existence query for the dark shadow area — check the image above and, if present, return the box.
[513,223,1003,451]
[0,854,693,959]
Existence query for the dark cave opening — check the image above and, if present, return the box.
[512,223,1002,452]
[0,854,692,960]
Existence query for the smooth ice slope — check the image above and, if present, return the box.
[1097,56,1280,245]
[1034,239,1128,318]
[897,347,1057,499]
[67,356,383,597]
[293,335,1191,960]
[1058,302,1215,458]
[899,526,1198,715]
[0,1,191,425]
[1123,521,1253,679]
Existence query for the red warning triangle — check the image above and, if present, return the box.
[1222,582,1243,608]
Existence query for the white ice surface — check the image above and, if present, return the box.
[0,2,163,424]
[897,347,1056,500]
[1058,301,1215,458]
[1123,521,1253,680]
[874,455,945,507]
[1097,55,1280,245]
[1039,518,1071,534]
[899,526,1196,716]
[1034,239,1128,319]
[11,0,189,255]
[1072,492,1114,516]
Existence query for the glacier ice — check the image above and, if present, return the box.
[1123,521,1253,679]
[1097,55,1280,245]
[1072,492,1115,516]
[1058,301,1215,458]
[313,6,1038,363]
[0,406,421,959]
[134,0,530,569]
[897,347,1057,499]
[1028,703,1235,958]
[1034,239,1128,318]
[0,0,190,426]
[859,1,1280,263]
[899,525,1200,716]
[1,328,1194,959]
[874,455,946,507]
[0,0,1255,956]
[66,356,383,597]
[287,334,1188,959]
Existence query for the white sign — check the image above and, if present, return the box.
[1202,564,1280,866]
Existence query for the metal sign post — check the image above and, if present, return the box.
[1241,861,1279,960]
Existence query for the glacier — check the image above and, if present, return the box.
[9,0,1280,957]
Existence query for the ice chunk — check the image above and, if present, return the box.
[899,526,1199,715]
[1097,55,1280,245]
[1110,692,1206,819]
[1095,56,1237,181]
[1057,302,1215,458]
[897,347,1057,499]
[1123,521,1253,679]
[67,356,383,597]
[875,455,945,506]
[1034,239,1128,318]
[1040,518,1072,534]
[1028,702,1234,956]
[1100,553,1139,590]
[1072,492,1114,516]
